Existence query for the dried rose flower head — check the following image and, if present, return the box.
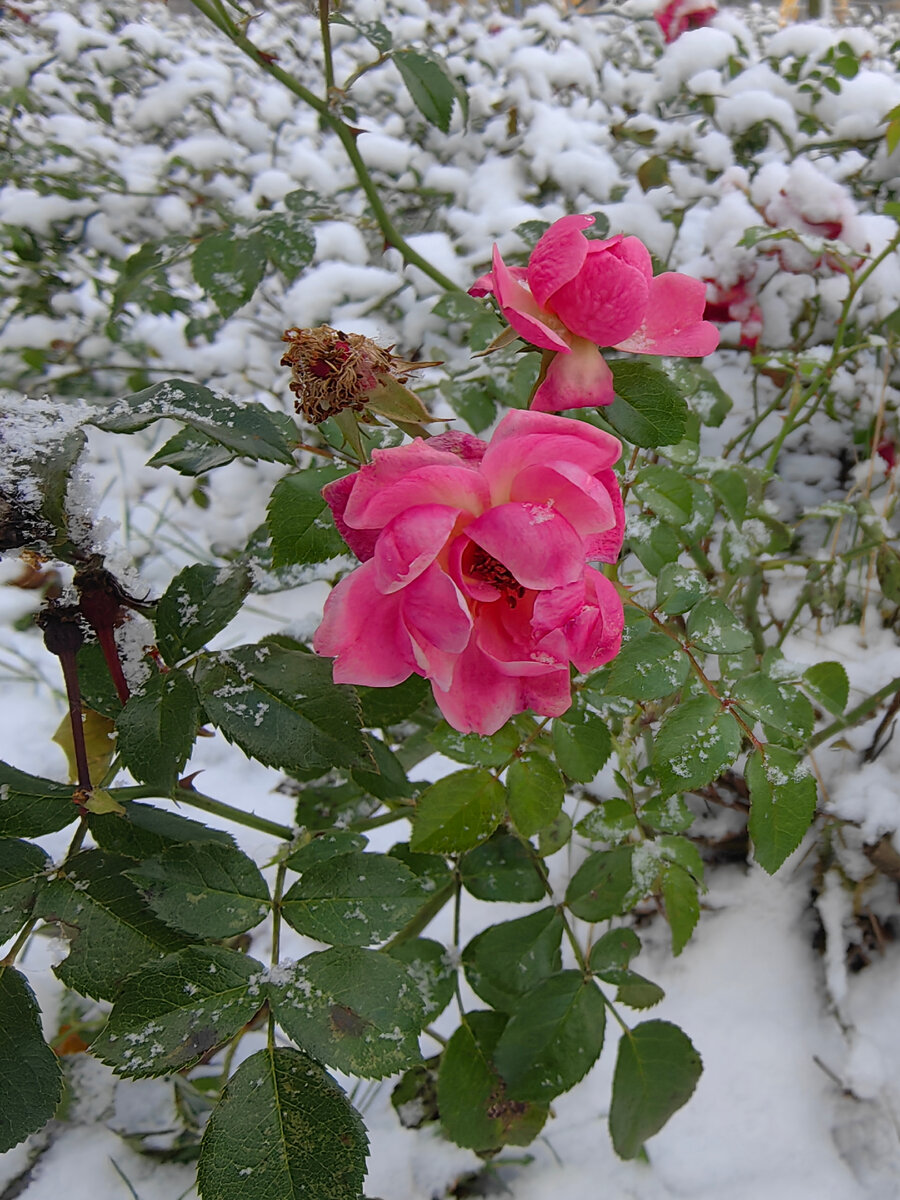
[281,325,431,425]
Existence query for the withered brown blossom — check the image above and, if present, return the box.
[280,324,428,424]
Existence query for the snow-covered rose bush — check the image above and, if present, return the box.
[314,411,624,734]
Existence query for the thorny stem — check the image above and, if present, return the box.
[188,0,461,294]
[110,783,296,841]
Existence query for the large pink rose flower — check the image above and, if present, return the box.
[655,0,718,42]
[313,411,625,735]
[469,215,719,413]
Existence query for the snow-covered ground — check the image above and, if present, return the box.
[3,0,900,1196]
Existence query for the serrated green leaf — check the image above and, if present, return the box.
[663,360,732,427]
[127,842,270,939]
[599,968,665,1009]
[551,709,612,783]
[410,769,505,854]
[606,632,690,701]
[576,798,638,842]
[89,801,236,860]
[609,1020,702,1159]
[90,379,294,465]
[0,967,63,1153]
[661,862,700,955]
[284,830,367,873]
[656,563,708,615]
[506,755,564,837]
[92,946,264,1077]
[281,852,425,946]
[652,695,742,797]
[195,643,369,776]
[634,464,692,525]
[746,747,817,873]
[462,908,563,1013]
[147,426,237,475]
[0,761,77,837]
[803,661,849,716]
[565,846,636,921]
[197,1046,367,1200]
[639,793,693,833]
[258,210,315,283]
[459,831,544,902]
[35,849,189,1000]
[356,674,430,726]
[627,518,682,574]
[438,1012,548,1151]
[710,469,748,525]
[116,670,200,792]
[156,562,252,664]
[732,674,814,742]
[605,362,688,448]
[350,735,415,801]
[393,49,460,133]
[192,230,267,318]
[0,838,50,941]
[493,972,606,1102]
[266,468,347,568]
[268,947,424,1078]
[589,928,642,973]
[428,720,524,767]
[387,937,455,1021]
[686,597,754,654]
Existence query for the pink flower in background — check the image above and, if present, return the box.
[313,410,625,735]
[655,0,718,42]
[704,276,763,350]
[469,215,719,413]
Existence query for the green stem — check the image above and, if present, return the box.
[808,675,900,750]
[110,784,295,841]
[271,862,287,966]
[188,0,461,293]
[318,0,335,94]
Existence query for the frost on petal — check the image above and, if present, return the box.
[530,340,615,413]
[548,244,650,347]
[313,561,417,686]
[490,245,569,353]
[614,272,720,357]
[466,502,585,591]
[510,461,616,540]
[527,214,595,308]
[373,504,461,593]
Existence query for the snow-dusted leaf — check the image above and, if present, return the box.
[493,971,606,1102]
[155,562,252,664]
[0,838,50,941]
[192,229,267,318]
[281,852,426,946]
[746,747,817,874]
[410,768,505,854]
[127,842,270,939]
[652,695,742,797]
[284,830,368,873]
[90,802,236,861]
[732,674,814,742]
[0,967,62,1153]
[606,632,690,701]
[609,1021,702,1159]
[0,761,77,837]
[115,670,201,792]
[634,464,692,525]
[387,937,456,1022]
[268,947,425,1079]
[195,643,370,776]
[459,831,544,902]
[36,849,189,1001]
[92,946,264,1077]
[197,1046,367,1200]
[686,597,754,654]
[257,210,315,283]
[90,379,294,465]
[506,755,564,837]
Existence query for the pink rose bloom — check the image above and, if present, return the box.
[469,215,719,413]
[313,410,625,736]
[655,0,718,42]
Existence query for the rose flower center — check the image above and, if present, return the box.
[468,544,526,608]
